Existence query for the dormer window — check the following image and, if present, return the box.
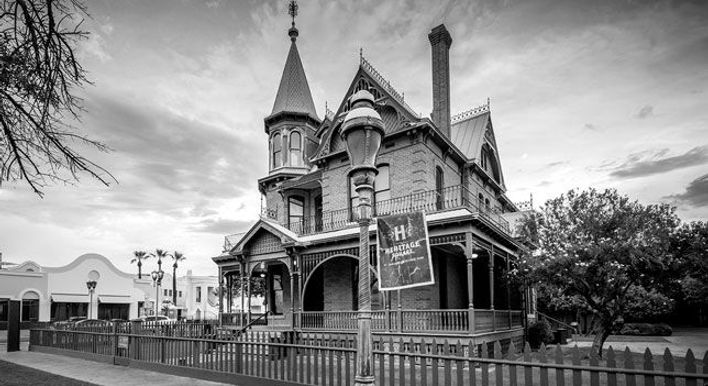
[271,133,282,169]
[290,131,302,166]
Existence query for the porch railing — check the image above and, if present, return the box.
[296,309,522,334]
[245,184,511,238]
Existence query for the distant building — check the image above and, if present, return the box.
[0,253,218,326]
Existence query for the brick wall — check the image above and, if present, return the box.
[322,258,354,311]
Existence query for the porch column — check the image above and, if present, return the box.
[506,254,512,329]
[297,254,304,329]
[488,247,495,310]
[218,266,224,326]
[240,263,245,327]
[226,273,232,313]
[489,246,495,331]
[290,269,297,329]
[465,233,475,334]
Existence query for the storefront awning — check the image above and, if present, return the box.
[51,294,88,303]
[98,295,131,304]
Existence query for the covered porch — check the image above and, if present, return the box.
[215,221,525,337]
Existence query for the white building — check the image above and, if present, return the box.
[0,253,218,324]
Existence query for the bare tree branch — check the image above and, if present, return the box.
[0,0,115,197]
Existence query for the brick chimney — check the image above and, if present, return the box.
[428,24,453,136]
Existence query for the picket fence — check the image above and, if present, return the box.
[29,328,708,386]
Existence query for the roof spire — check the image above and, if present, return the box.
[288,0,299,42]
[269,0,317,119]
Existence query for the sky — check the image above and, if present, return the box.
[1,0,707,276]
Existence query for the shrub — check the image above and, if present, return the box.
[617,323,672,336]
[528,319,554,349]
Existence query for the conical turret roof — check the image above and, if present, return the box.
[271,39,317,118]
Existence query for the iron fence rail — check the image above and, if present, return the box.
[30,328,708,386]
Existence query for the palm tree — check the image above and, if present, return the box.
[170,251,186,304]
[151,249,168,273]
[130,251,149,279]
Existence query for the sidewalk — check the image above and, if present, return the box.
[572,327,708,357]
[0,348,229,386]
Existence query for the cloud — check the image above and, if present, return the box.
[604,146,708,178]
[636,105,654,119]
[583,123,599,131]
[191,218,253,234]
[666,174,708,207]
[547,161,568,167]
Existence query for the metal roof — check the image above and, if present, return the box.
[271,41,318,118]
[450,112,489,160]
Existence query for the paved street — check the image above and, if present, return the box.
[0,349,229,386]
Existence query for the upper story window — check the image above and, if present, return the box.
[288,196,304,227]
[352,164,390,218]
[435,166,444,210]
[290,131,302,166]
[271,133,282,169]
[196,286,202,303]
[374,165,390,202]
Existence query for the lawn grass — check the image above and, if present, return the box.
[0,360,97,386]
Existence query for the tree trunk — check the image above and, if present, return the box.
[173,264,177,305]
[591,322,611,358]
[138,261,142,279]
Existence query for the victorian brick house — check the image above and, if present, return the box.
[213,20,529,345]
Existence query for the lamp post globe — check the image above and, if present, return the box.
[86,280,97,319]
[341,89,384,385]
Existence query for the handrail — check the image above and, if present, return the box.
[537,311,578,333]
[264,184,512,236]
[238,311,270,335]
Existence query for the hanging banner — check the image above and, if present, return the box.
[376,211,434,291]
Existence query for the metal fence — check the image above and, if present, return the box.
[30,328,707,386]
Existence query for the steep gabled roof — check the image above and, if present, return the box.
[450,103,506,189]
[271,40,318,119]
[450,110,489,160]
[311,57,424,162]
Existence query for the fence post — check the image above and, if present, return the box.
[112,323,118,357]
[235,340,243,373]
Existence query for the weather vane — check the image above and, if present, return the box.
[288,0,298,26]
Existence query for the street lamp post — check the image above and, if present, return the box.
[86,280,97,319]
[341,90,385,385]
[151,270,164,317]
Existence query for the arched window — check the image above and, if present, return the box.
[435,166,444,210]
[290,131,302,166]
[485,198,490,211]
[288,196,304,231]
[21,291,39,322]
[478,193,484,209]
[375,165,390,203]
[271,133,282,169]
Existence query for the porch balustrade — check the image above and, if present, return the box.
[294,309,522,334]
[242,185,511,238]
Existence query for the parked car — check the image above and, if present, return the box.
[74,319,113,331]
[52,316,87,330]
[142,315,172,324]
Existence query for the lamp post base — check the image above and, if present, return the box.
[354,376,376,385]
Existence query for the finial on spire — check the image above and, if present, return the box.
[287,0,299,42]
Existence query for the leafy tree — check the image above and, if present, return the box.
[514,188,679,356]
[672,221,708,323]
[130,250,149,279]
[1,0,114,196]
[170,251,185,304]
